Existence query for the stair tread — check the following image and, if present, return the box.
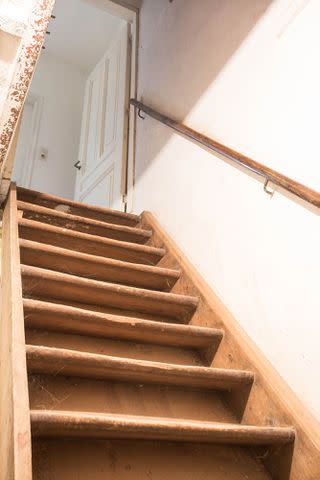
[23,299,223,349]
[30,410,295,446]
[17,201,152,244]
[21,265,197,305]
[27,345,253,390]
[17,186,140,226]
[22,265,199,320]
[19,218,165,265]
[20,239,180,291]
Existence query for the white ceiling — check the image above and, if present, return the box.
[44,0,122,73]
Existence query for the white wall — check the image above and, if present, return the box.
[21,53,85,198]
[47,0,123,74]
[134,0,320,420]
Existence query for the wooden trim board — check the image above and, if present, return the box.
[0,184,32,480]
[141,211,320,480]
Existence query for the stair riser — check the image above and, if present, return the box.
[21,269,198,321]
[23,300,222,350]
[28,374,237,424]
[19,210,151,244]
[17,187,140,227]
[26,347,253,391]
[20,243,179,291]
[19,222,163,265]
[27,300,183,324]
[26,328,204,367]
[31,439,273,480]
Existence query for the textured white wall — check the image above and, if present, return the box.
[25,53,85,198]
[134,0,320,420]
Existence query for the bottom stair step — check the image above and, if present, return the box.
[31,410,295,446]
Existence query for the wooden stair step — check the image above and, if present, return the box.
[19,218,164,265]
[17,201,152,244]
[27,345,252,391]
[31,410,295,446]
[17,186,140,227]
[24,299,222,349]
[21,266,199,320]
[20,239,179,291]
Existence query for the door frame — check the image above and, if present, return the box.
[86,0,139,213]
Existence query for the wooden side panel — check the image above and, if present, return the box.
[0,184,32,480]
[142,211,320,480]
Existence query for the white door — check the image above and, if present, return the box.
[74,21,130,210]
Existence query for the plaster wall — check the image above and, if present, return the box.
[134,0,320,420]
[22,53,85,198]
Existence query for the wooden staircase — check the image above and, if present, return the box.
[1,184,319,480]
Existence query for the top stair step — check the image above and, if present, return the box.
[17,201,152,245]
[17,187,140,227]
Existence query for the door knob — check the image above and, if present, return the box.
[74,161,82,171]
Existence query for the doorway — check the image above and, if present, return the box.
[12,0,137,212]
[74,21,131,210]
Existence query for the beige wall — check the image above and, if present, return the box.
[134,0,320,420]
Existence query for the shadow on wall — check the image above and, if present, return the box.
[134,0,273,183]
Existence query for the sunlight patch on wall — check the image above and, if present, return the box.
[182,0,320,190]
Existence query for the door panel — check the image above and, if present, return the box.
[75,21,130,210]
[80,165,114,207]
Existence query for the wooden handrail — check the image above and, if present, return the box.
[130,99,320,209]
